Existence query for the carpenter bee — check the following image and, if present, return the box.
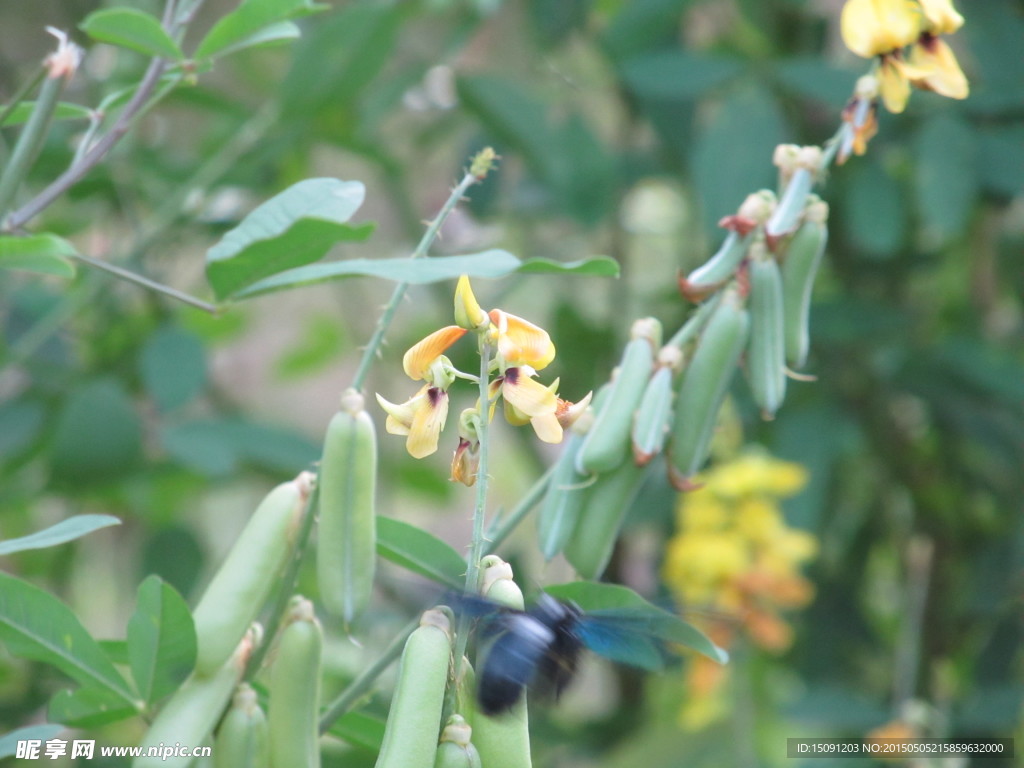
[466,592,693,716]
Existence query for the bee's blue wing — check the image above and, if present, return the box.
[575,612,667,671]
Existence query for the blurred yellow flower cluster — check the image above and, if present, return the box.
[840,0,968,113]
[662,450,818,728]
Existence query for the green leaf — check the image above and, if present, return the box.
[0,399,45,459]
[977,125,1024,198]
[602,0,690,61]
[619,51,743,101]
[139,326,207,412]
[0,101,92,127]
[198,20,300,59]
[80,8,185,60]
[691,85,787,233]
[205,178,373,299]
[327,710,386,753]
[775,57,858,108]
[0,572,137,705]
[0,233,77,278]
[0,725,65,760]
[0,515,121,557]
[233,253,618,300]
[195,0,327,60]
[50,379,142,484]
[127,576,196,705]
[48,687,138,728]
[543,581,729,664]
[98,639,130,666]
[376,517,466,590]
[160,418,320,476]
[274,314,348,379]
[914,115,978,245]
[842,157,906,258]
[519,256,620,276]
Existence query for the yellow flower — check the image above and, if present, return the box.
[734,498,783,544]
[376,385,449,458]
[908,34,968,99]
[454,275,489,330]
[703,452,808,498]
[497,367,562,443]
[402,326,467,381]
[450,437,480,486]
[840,0,921,58]
[918,0,963,35]
[489,309,556,371]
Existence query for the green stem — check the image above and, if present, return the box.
[71,253,218,314]
[350,170,480,391]
[317,616,419,735]
[0,63,46,129]
[483,462,554,552]
[0,71,64,218]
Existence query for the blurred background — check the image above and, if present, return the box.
[1,0,1022,765]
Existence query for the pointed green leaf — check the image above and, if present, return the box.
[195,0,327,60]
[620,51,743,101]
[0,101,92,127]
[127,576,196,705]
[198,20,300,59]
[376,517,466,590]
[0,233,77,278]
[205,178,372,299]
[48,687,138,728]
[543,581,728,664]
[0,572,137,705]
[80,8,184,60]
[0,726,65,760]
[231,252,618,300]
[0,515,121,556]
[138,327,207,412]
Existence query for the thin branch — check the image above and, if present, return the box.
[71,253,218,314]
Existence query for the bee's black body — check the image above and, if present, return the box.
[476,594,585,715]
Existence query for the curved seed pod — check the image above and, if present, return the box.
[536,432,588,560]
[193,474,312,677]
[375,609,453,768]
[134,629,256,768]
[564,459,645,580]
[667,287,750,488]
[746,246,786,419]
[631,345,683,465]
[781,199,829,369]
[215,684,269,768]
[766,146,822,237]
[577,319,659,474]
[268,598,322,768]
[470,559,532,768]
[665,292,722,351]
[434,715,482,768]
[681,231,751,298]
[318,388,377,628]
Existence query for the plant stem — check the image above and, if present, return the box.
[0,63,46,129]
[71,253,218,314]
[317,615,420,735]
[350,170,480,391]
[483,462,554,552]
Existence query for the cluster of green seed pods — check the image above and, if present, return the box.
[317,388,378,629]
[268,597,322,768]
[215,684,268,768]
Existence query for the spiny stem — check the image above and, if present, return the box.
[71,253,218,314]
[351,170,481,391]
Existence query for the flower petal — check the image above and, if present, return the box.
[918,0,964,35]
[500,367,558,417]
[454,276,489,330]
[406,386,449,458]
[489,309,556,370]
[909,36,968,99]
[878,55,912,113]
[403,326,467,380]
[840,0,921,58]
[530,411,564,444]
[375,390,419,435]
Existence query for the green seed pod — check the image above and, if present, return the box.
[781,199,829,369]
[577,319,659,474]
[375,609,453,768]
[667,287,750,488]
[746,245,786,419]
[434,715,482,768]
[536,432,588,560]
[268,598,322,768]
[134,629,255,768]
[681,231,751,296]
[631,345,682,465]
[215,684,269,768]
[470,559,532,768]
[318,388,377,628]
[193,474,312,677]
[766,147,822,237]
[564,458,645,580]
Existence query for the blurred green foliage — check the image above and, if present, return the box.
[1,0,1022,765]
